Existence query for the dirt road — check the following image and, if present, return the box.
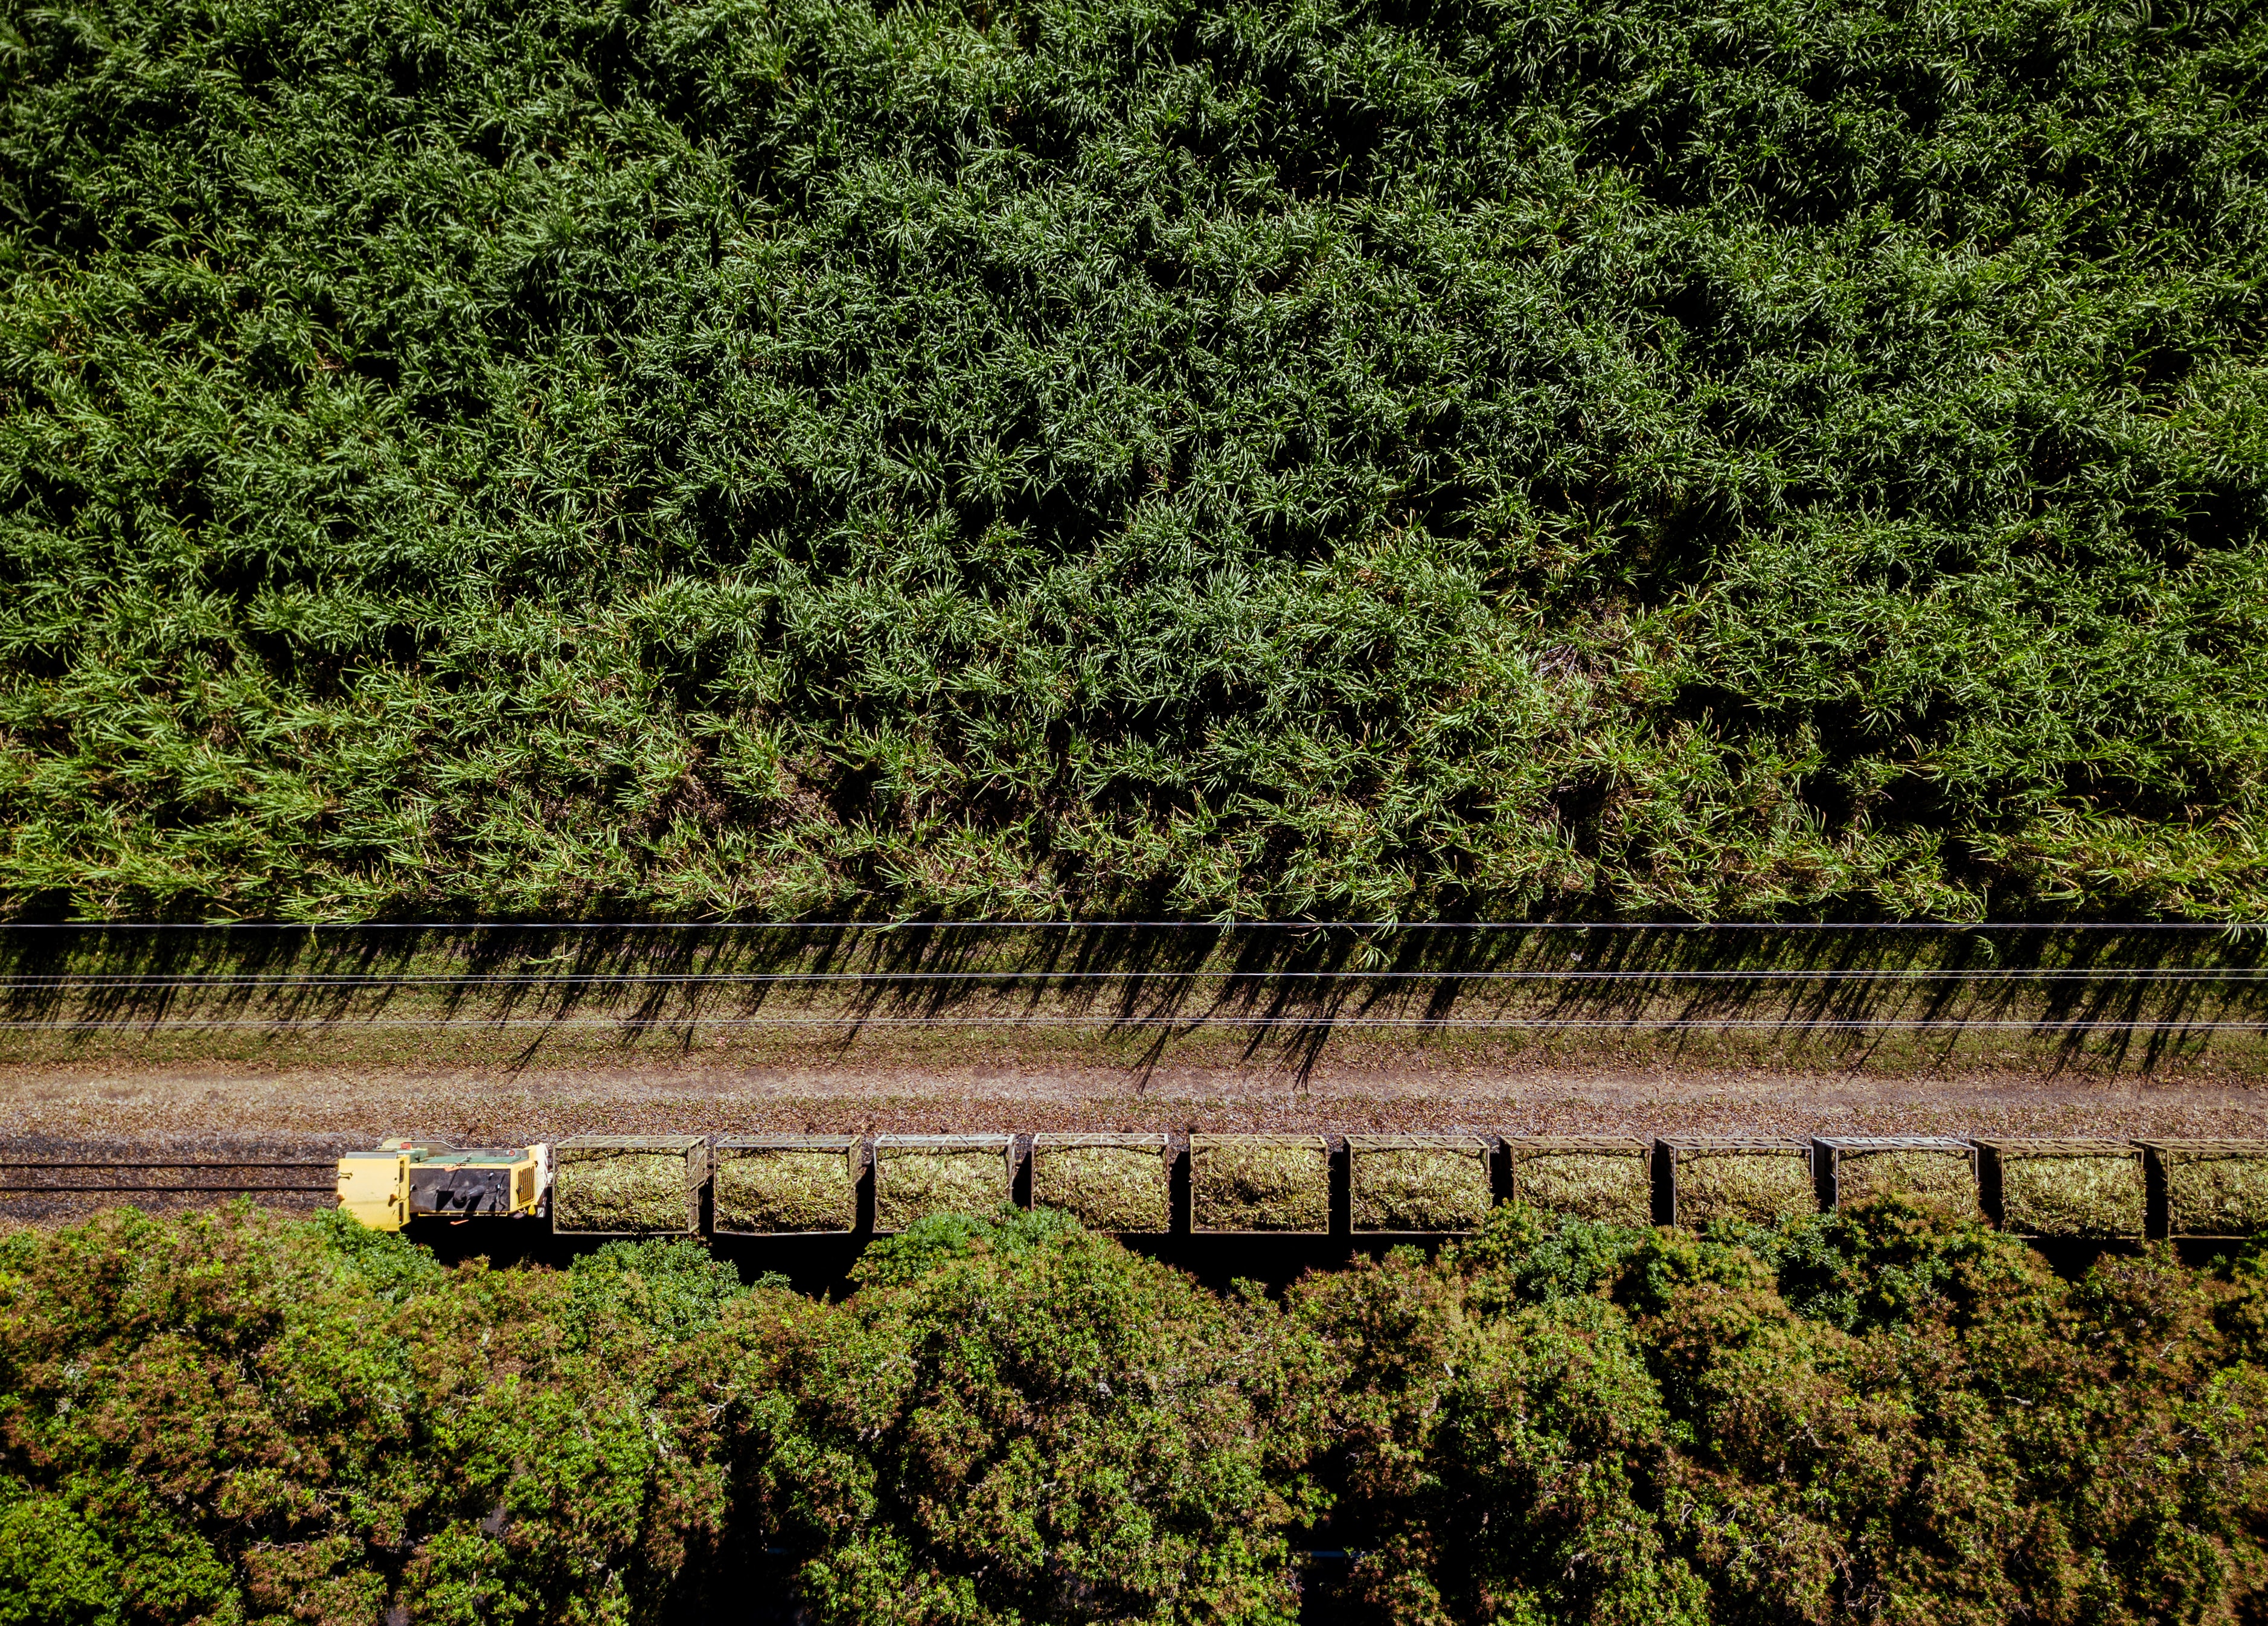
[5,1045,2260,1154]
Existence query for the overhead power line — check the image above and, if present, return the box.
[3,1016,2263,1031]
[0,921,2258,932]
[5,968,2268,990]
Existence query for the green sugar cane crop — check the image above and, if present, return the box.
[1992,1145,2145,1238]
[1191,1137,1330,1232]
[553,1152,695,1235]
[874,1143,1012,1232]
[1674,1146,1815,1228]
[2153,1143,2268,1238]
[1350,1138,1492,1231]
[1511,1143,1654,1224]
[4,0,2266,927]
[713,1144,858,1234]
[1833,1147,1979,1217]
[1030,1139,1170,1232]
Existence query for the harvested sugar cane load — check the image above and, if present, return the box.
[552,1136,706,1235]
[713,1137,860,1235]
[1982,1141,2146,1239]
[1818,1138,1980,1217]
[873,1135,1014,1232]
[1191,1136,1330,1233]
[1671,1142,1815,1228]
[1029,1135,1170,1232]
[1510,1138,1655,1224]
[1348,1136,1493,1232]
[2141,1142,2268,1239]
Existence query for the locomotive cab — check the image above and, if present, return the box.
[335,1148,411,1231]
[336,1141,551,1229]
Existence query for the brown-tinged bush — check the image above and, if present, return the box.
[728,1209,1328,1625]
[12,1197,2268,1623]
[0,1207,755,1625]
[1293,1199,2268,1625]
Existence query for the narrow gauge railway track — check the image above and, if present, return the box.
[0,1159,336,1195]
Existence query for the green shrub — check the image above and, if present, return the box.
[1292,1229,1709,1625]
[11,1199,2268,1622]
[1456,1202,1654,1311]
[0,1207,745,1624]
[562,1236,756,1352]
[1294,1197,2268,1624]
[1726,1198,2039,1336]
[731,1209,1327,1625]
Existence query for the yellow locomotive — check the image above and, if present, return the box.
[336,1139,550,1231]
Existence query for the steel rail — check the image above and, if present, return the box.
[1,1160,335,1170]
[0,1183,335,1194]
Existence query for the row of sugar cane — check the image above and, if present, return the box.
[527,1133,2268,1242]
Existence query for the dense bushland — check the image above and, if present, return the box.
[0,1216,751,1623]
[2,0,2264,920]
[7,1201,2268,1622]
